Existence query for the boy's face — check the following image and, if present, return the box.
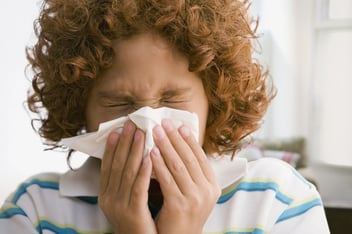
[85,33,209,145]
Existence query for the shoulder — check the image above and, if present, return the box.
[244,157,319,202]
[5,172,62,205]
[247,156,297,174]
[207,157,328,233]
[3,171,98,220]
[1,172,64,228]
[22,171,62,186]
[234,158,327,230]
[243,158,330,233]
[244,158,324,220]
[1,172,111,233]
[216,157,319,205]
[15,172,61,192]
[246,157,313,191]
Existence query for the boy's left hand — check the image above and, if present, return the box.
[151,119,221,234]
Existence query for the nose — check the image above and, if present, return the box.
[133,98,161,110]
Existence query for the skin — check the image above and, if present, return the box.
[85,32,221,234]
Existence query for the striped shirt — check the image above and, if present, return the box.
[0,156,330,233]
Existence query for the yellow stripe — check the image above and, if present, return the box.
[220,180,241,197]
[23,177,60,184]
[287,195,321,208]
[220,178,293,199]
[203,225,269,234]
[35,216,112,234]
[0,204,18,213]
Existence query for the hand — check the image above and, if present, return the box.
[98,120,157,234]
[151,119,221,234]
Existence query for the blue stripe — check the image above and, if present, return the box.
[217,181,293,205]
[0,207,27,219]
[12,179,59,203]
[77,196,98,205]
[36,220,80,234]
[36,220,113,234]
[222,228,265,234]
[276,198,323,223]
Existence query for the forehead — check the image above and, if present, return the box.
[93,33,197,93]
[116,33,172,55]
[113,33,187,71]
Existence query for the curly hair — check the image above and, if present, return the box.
[27,0,275,156]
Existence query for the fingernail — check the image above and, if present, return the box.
[179,125,190,137]
[123,121,134,134]
[151,147,160,158]
[153,125,165,139]
[134,129,143,141]
[142,156,150,167]
[108,132,119,145]
[162,119,173,132]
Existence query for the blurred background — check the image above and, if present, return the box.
[0,0,351,216]
[249,0,352,211]
[0,0,89,202]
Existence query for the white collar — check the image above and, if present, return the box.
[59,156,248,197]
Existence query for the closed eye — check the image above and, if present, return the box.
[105,102,132,108]
[102,102,136,116]
[160,89,190,107]
[161,99,184,104]
[97,92,135,109]
[160,98,188,108]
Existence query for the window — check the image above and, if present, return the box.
[328,0,352,20]
[311,0,352,166]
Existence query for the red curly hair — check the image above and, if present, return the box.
[27,0,275,156]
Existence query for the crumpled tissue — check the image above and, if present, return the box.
[59,106,199,158]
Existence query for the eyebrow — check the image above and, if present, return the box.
[161,87,192,97]
[97,91,133,101]
[97,87,192,100]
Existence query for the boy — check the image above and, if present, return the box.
[0,0,329,233]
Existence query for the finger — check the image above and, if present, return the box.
[178,125,218,184]
[161,119,205,184]
[131,155,153,207]
[153,124,193,193]
[150,146,179,197]
[118,129,146,203]
[100,131,120,196]
[106,120,136,195]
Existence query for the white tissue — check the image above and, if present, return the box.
[60,106,199,158]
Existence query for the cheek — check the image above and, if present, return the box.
[198,92,209,145]
[85,99,107,132]
[195,103,209,146]
[85,111,100,132]
[197,115,207,145]
[85,109,122,132]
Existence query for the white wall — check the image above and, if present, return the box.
[0,1,69,203]
[252,0,352,208]
[251,0,314,139]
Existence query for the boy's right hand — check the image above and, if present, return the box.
[98,120,157,234]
